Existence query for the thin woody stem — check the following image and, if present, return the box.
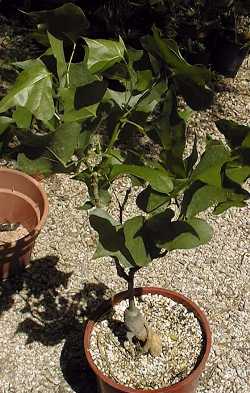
[128,268,138,309]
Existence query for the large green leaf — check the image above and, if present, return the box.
[0,116,14,135]
[48,32,67,86]
[103,89,142,110]
[183,183,227,218]
[192,140,231,187]
[123,216,150,266]
[60,82,100,119]
[225,162,250,184]
[28,3,89,42]
[84,37,126,74]
[0,61,54,122]
[111,164,173,193]
[216,119,250,148]
[64,104,98,123]
[17,153,53,177]
[49,122,81,165]
[69,62,101,88]
[213,200,247,215]
[152,27,214,110]
[136,80,167,113]
[157,218,213,250]
[89,209,136,269]
[136,186,171,213]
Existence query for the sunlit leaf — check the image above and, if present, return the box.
[111,164,173,193]
[0,61,54,122]
[84,37,126,74]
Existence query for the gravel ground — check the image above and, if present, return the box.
[0,22,249,393]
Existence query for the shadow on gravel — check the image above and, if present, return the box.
[0,255,70,316]
[2,255,112,391]
[0,255,112,392]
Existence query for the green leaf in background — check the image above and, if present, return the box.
[17,153,53,177]
[152,27,214,110]
[111,164,173,193]
[153,87,186,158]
[192,140,231,187]
[49,122,81,165]
[28,3,89,42]
[84,37,126,74]
[0,61,54,122]
[123,216,151,266]
[135,70,153,91]
[48,32,67,86]
[157,218,213,250]
[13,106,32,129]
[136,186,171,213]
[0,116,14,135]
[216,119,250,148]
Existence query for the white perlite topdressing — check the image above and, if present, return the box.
[89,293,204,390]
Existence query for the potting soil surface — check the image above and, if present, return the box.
[0,224,29,244]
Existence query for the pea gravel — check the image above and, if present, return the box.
[0,30,249,393]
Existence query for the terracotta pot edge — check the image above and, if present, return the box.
[83,287,212,393]
[0,168,49,230]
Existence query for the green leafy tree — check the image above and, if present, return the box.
[0,3,249,354]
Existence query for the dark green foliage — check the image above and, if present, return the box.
[0,3,249,271]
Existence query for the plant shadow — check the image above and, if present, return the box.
[0,255,116,392]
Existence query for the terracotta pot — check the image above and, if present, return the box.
[0,168,48,279]
[84,287,212,393]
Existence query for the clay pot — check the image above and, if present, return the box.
[84,287,212,393]
[0,168,48,279]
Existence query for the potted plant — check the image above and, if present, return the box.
[77,101,250,392]
[0,5,249,390]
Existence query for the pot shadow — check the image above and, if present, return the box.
[60,326,98,393]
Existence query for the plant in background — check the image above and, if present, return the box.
[0,3,215,177]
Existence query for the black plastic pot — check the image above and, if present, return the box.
[211,37,249,77]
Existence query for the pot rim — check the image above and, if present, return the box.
[84,287,212,393]
[0,187,43,253]
[0,167,48,229]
